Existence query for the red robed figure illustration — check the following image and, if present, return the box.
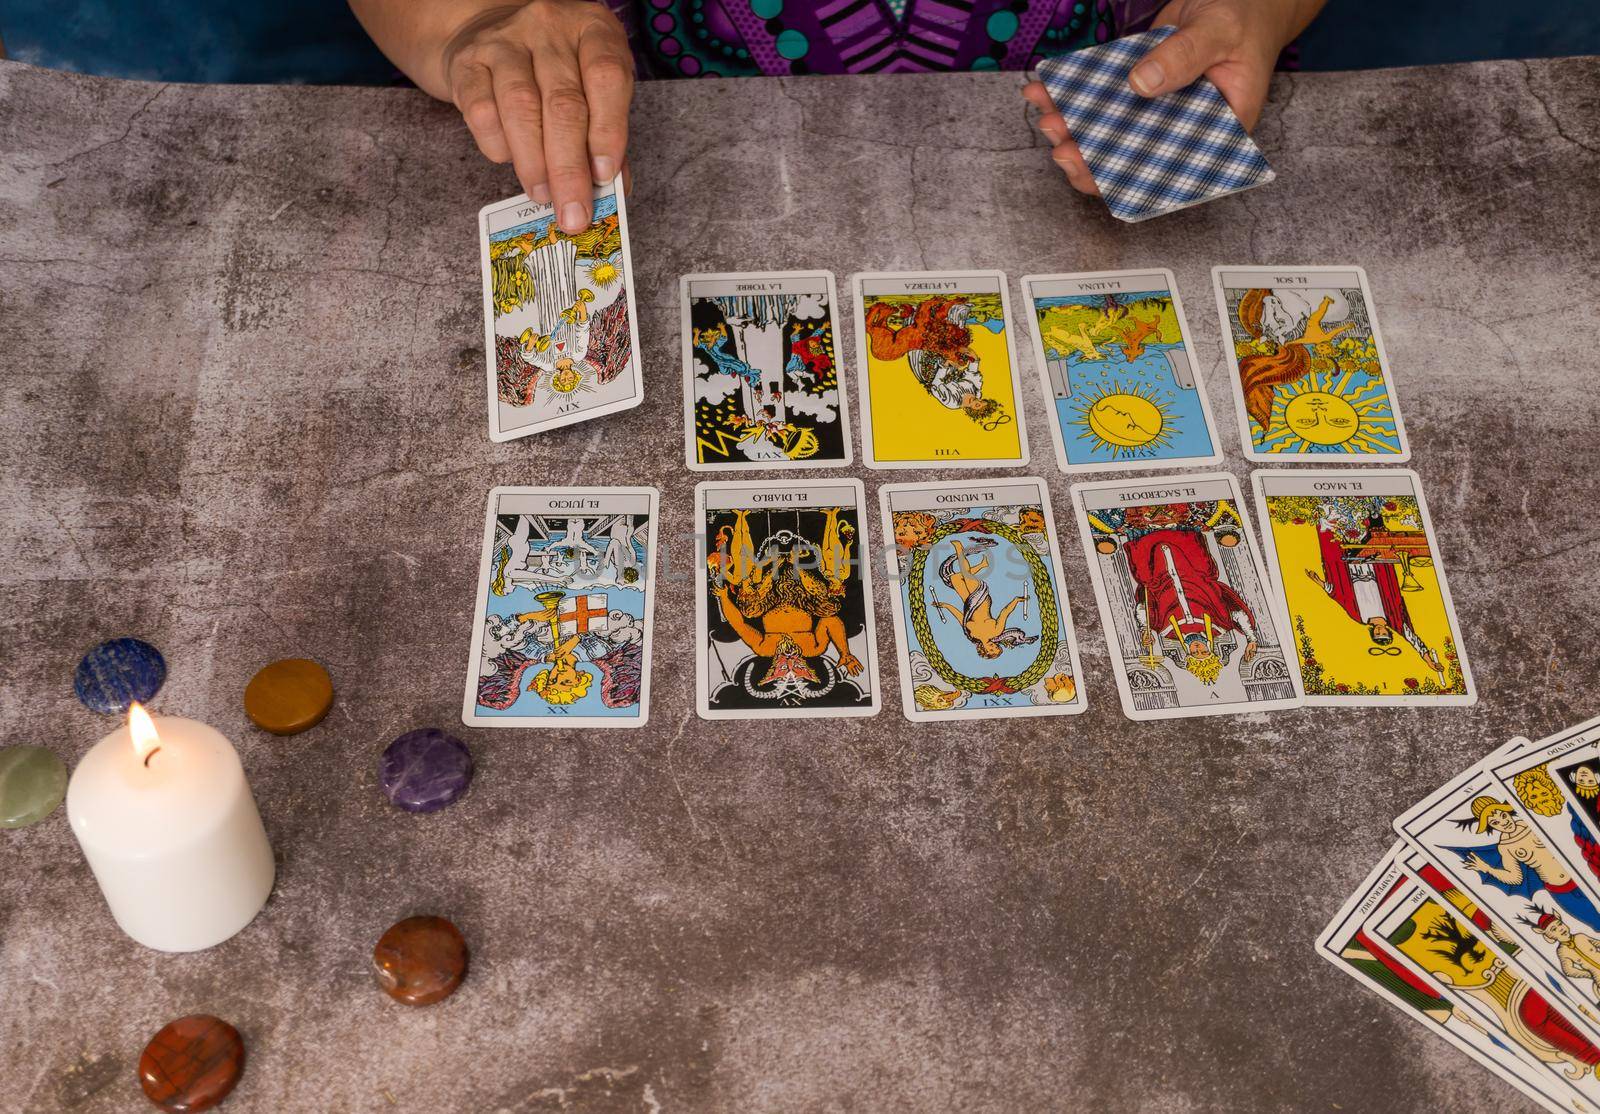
[1125,528,1254,641]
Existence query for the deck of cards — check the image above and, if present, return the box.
[455,97,1577,1107]
[1321,715,1600,1112]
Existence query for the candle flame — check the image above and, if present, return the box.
[128,702,161,762]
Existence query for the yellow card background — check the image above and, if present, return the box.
[1265,508,1465,696]
[863,294,1023,464]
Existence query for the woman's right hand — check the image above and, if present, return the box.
[441,2,635,232]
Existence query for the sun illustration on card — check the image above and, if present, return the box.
[1260,370,1399,455]
[1068,382,1176,458]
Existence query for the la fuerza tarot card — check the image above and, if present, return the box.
[1212,266,1409,461]
[853,271,1028,469]
[463,487,658,728]
[1022,269,1223,474]
[681,272,852,470]
[479,179,642,442]
[695,479,880,720]
[880,477,1087,721]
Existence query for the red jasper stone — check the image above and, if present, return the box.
[372,915,467,1006]
[138,1015,244,1112]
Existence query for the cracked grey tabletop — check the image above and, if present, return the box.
[2,53,1599,1113]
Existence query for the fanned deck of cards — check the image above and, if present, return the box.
[1320,714,1600,1111]
[1035,26,1275,222]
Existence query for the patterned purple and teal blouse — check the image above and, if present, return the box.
[606,0,1166,77]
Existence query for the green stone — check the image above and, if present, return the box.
[0,745,68,829]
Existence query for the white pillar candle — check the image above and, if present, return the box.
[67,704,275,952]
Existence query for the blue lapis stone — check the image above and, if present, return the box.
[74,638,167,713]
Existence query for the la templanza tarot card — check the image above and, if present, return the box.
[480,177,643,442]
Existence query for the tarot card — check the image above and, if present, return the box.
[1212,266,1409,462]
[480,178,642,442]
[1253,469,1475,706]
[1354,852,1600,1109]
[1402,834,1600,1046]
[1317,845,1587,1113]
[462,487,658,728]
[1035,28,1275,224]
[1070,472,1301,720]
[879,477,1087,721]
[1021,270,1223,474]
[1489,716,1600,869]
[852,271,1028,470]
[1394,756,1600,1035]
[695,478,880,719]
[681,272,851,471]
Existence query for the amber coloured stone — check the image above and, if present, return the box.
[242,658,333,735]
[138,1015,244,1113]
[372,915,467,1006]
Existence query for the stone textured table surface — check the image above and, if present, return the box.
[3,53,1598,1113]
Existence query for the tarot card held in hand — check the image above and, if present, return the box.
[1317,845,1591,1113]
[479,178,642,442]
[1252,469,1474,706]
[853,271,1028,469]
[1071,472,1301,720]
[880,477,1086,720]
[1212,266,1409,461]
[462,487,658,728]
[1021,270,1223,474]
[696,479,880,719]
[681,272,852,470]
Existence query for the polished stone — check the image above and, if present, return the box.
[137,1015,244,1113]
[0,745,67,829]
[3,54,1597,1113]
[372,915,468,1006]
[379,729,472,813]
[73,638,166,714]
[243,658,333,735]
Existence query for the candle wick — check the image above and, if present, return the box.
[143,747,161,768]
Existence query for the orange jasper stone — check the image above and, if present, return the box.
[372,915,467,1006]
[243,658,333,735]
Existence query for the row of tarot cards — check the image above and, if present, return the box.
[480,184,1407,469]
[1321,714,1600,1112]
[463,468,1472,728]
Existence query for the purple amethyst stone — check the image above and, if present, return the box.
[379,729,473,813]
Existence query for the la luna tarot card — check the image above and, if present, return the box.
[681,272,852,470]
[480,178,642,442]
[1021,270,1223,474]
[880,477,1087,721]
[462,487,658,728]
[1252,469,1474,706]
[1212,266,1409,462]
[695,479,880,720]
[1071,472,1302,721]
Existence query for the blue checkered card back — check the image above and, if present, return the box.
[1037,27,1275,223]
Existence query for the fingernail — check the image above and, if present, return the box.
[561,202,589,232]
[591,155,617,184]
[530,182,551,204]
[1129,60,1163,96]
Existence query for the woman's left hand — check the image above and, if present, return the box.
[1022,0,1324,195]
